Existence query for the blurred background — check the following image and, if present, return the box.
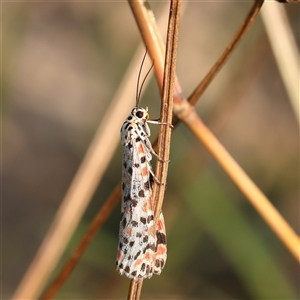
[2,1,299,299]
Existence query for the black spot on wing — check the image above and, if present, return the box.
[121,217,127,229]
[131,271,137,277]
[134,251,141,260]
[147,215,154,223]
[138,190,145,197]
[123,194,131,202]
[155,259,161,268]
[131,220,138,227]
[143,243,156,254]
[144,181,150,190]
[128,167,133,175]
[146,265,152,275]
[156,231,167,245]
[131,199,138,207]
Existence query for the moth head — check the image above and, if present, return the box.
[131,107,149,122]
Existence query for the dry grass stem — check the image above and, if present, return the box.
[261,2,300,126]
[188,0,264,106]
[153,0,180,222]
[127,0,180,298]
[40,185,121,300]
[127,280,143,300]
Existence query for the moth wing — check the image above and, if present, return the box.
[117,140,156,280]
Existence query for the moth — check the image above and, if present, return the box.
[116,52,167,281]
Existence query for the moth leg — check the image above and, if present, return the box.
[149,169,165,186]
[143,137,170,163]
[147,119,174,129]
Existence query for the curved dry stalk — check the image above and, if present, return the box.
[261,2,300,126]
[12,43,161,300]
[41,185,121,300]
[188,0,264,105]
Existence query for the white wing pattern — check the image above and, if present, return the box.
[116,107,167,281]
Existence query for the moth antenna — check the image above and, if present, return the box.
[136,48,154,108]
[136,48,148,108]
[137,60,154,108]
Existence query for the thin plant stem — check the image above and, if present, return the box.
[188,0,264,106]
[41,185,121,300]
[153,0,180,222]
[127,280,143,300]
[127,0,180,298]
[261,2,300,126]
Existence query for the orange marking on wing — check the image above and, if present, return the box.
[142,167,148,177]
[146,198,153,211]
[126,227,133,236]
[142,201,147,212]
[155,245,166,255]
[117,251,124,261]
[144,252,153,261]
[134,258,143,267]
[148,226,155,237]
[138,143,145,154]
[157,219,164,231]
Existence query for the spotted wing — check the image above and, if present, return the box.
[116,138,157,280]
